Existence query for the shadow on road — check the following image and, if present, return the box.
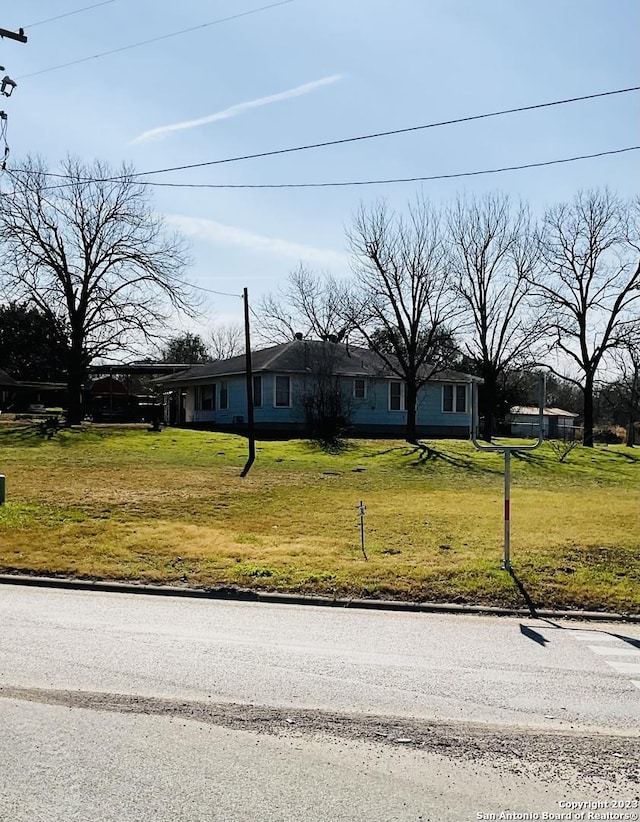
[519,624,548,646]
[538,618,640,650]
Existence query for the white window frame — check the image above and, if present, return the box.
[274,375,291,408]
[353,378,366,400]
[442,383,468,413]
[388,380,406,412]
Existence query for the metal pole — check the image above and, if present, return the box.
[503,450,511,570]
[0,474,5,505]
[359,501,367,560]
[471,373,546,571]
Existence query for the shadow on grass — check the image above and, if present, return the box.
[508,568,539,618]
[360,445,412,459]
[0,424,48,445]
[405,443,501,475]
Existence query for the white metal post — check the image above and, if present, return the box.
[504,450,511,570]
[471,375,545,571]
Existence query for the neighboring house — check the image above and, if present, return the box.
[508,406,578,439]
[0,368,67,412]
[0,368,18,410]
[157,338,477,438]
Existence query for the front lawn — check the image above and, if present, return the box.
[0,424,638,613]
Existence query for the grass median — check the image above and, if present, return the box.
[0,423,638,613]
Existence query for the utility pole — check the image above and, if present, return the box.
[0,27,27,43]
[240,287,256,477]
[0,23,26,170]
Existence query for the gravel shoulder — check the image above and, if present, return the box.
[3,684,638,789]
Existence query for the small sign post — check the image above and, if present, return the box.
[358,501,368,561]
[471,375,546,571]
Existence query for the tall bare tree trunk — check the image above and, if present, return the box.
[583,374,595,448]
[405,380,418,443]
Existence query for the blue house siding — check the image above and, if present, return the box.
[184,372,471,438]
[159,340,476,437]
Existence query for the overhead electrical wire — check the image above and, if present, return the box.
[16,84,639,187]
[18,0,296,79]
[4,88,638,193]
[124,86,640,180]
[18,145,639,195]
[24,1,116,29]
[124,146,640,189]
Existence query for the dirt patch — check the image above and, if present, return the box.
[2,684,638,787]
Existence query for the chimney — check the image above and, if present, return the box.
[294,332,303,340]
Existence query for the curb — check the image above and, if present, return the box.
[1,573,638,623]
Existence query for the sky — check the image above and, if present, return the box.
[2,0,639,342]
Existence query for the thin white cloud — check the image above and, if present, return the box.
[131,74,343,144]
[166,214,349,271]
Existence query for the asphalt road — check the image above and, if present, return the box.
[1,585,639,820]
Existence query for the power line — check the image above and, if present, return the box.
[24,145,640,194]
[137,146,640,189]
[122,85,638,180]
[189,283,243,298]
[10,84,639,190]
[18,0,295,80]
[24,1,116,29]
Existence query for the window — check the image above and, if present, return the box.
[389,381,405,411]
[353,379,366,399]
[275,375,291,407]
[219,381,228,410]
[253,375,262,408]
[443,384,467,413]
[198,385,215,411]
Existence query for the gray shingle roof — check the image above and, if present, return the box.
[156,339,475,386]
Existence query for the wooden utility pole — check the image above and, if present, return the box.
[0,23,26,167]
[0,27,27,43]
[240,287,256,477]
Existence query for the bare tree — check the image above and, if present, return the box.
[0,157,194,423]
[300,342,353,448]
[346,197,459,443]
[448,192,542,440]
[601,339,640,446]
[209,323,244,360]
[257,264,351,343]
[534,189,640,447]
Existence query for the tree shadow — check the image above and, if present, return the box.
[360,445,412,459]
[405,443,501,475]
[0,424,47,444]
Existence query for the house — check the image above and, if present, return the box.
[0,368,18,410]
[157,338,477,438]
[0,368,67,412]
[508,406,578,439]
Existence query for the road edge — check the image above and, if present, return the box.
[1,572,638,622]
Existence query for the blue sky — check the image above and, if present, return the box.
[2,0,639,336]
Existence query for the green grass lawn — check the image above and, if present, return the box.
[0,422,638,613]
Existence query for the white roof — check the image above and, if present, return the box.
[510,406,579,418]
